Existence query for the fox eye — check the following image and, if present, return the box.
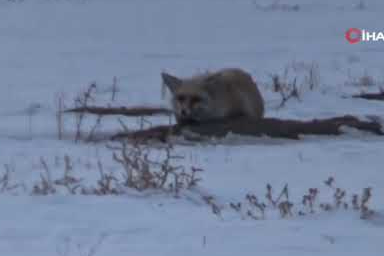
[190,96,202,104]
[176,95,186,102]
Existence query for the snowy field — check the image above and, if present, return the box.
[1,0,384,255]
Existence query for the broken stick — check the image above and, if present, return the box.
[111,115,383,142]
[64,106,173,117]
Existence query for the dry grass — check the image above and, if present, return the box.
[8,140,203,197]
[268,62,320,108]
[345,70,378,87]
[228,177,375,220]
[0,154,376,222]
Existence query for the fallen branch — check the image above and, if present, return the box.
[112,115,383,141]
[111,125,180,142]
[65,106,173,117]
[352,91,384,101]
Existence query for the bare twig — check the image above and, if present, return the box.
[65,106,173,117]
[360,187,374,219]
[111,76,118,101]
[74,83,97,142]
[86,115,103,142]
[56,93,65,140]
[32,157,56,195]
[352,91,384,101]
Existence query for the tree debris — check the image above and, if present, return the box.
[352,91,384,101]
[65,106,173,117]
[111,115,383,142]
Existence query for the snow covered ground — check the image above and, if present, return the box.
[1,0,384,255]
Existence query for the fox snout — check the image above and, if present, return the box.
[175,100,196,119]
[180,108,189,118]
[175,104,188,118]
[173,94,210,122]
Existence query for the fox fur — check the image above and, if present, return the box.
[161,68,264,124]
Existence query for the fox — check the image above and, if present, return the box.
[161,68,264,124]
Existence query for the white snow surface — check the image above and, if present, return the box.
[1,0,384,255]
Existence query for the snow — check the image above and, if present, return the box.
[1,0,384,255]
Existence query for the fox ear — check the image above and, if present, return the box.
[161,72,182,94]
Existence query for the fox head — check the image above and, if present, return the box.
[161,72,213,123]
